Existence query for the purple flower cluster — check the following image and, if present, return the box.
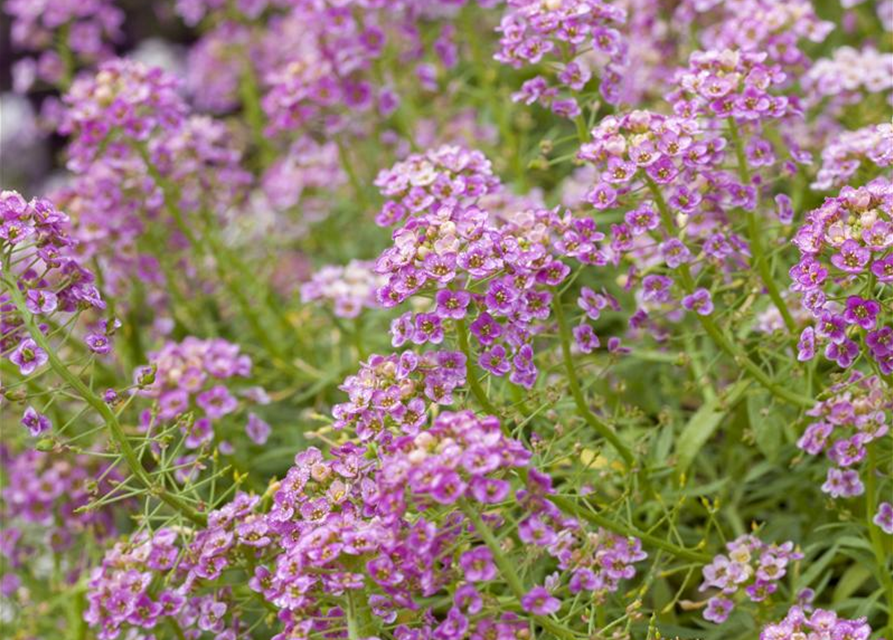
[84,524,242,640]
[54,63,252,323]
[5,0,124,92]
[496,0,629,107]
[797,372,890,500]
[1,191,110,375]
[670,49,794,123]
[374,144,634,387]
[261,136,346,211]
[578,110,721,211]
[260,1,462,135]
[676,0,833,73]
[300,260,386,319]
[812,123,893,191]
[700,534,803,624]
[760,606,873,640]
[61,59,186,171]
[136,337,268,449]
[332,350,468,442]
[373,145,499,229]
[84,406,648,639]
[790,179,892,372]
[1,447,120,597]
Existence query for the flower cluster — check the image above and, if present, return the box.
[675,0,833,73]
[578,110,720,209]
[760,606,873,640]
[700,534,803,623]
[797,372,890,500]
[375,145,629,388]
[84,523,242,640]
[5,0,124,92]
[496,0,629,107]
[61,59,186,171]
[812,123,893,190]
[332,350,468,442]
[83,408,648,639]
[4,2,893,639]
[372,145,499,229]
[260,1,461,135]
[0,446,122,609]
[790,179,892,372]
[262,136,345,211]
[300,260,386,319]
[136,337,268,448]
[670,49,793,123]
[1,191,110,374]
[802,46,893,107]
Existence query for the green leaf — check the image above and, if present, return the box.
[676,380,752,476]
[746,390,786,460]
[833,564,873,604]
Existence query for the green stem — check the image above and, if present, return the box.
[552,296,636,467]
[460,502,580,640]
[239,64,275,170]
[345,588,377,640]
[337,139,372,212]
[455,318,500,417]
[137,141,305,373]
[866,447,893,636]
[726,118,797,333]
[168,618,188,640]
[543,486,710,564]
[5,280,206,525]
[645,178,813,409]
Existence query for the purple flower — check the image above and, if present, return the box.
[413,313,444,345]
[824,338,859,368]
[21,406,51,436]
[641,275,673,304]
[469,477,510,504]
[521,586,560,615]
[660,238,692,268]
[479,345,511,376]
[843,296,880,330]
[625,205,659,235]
[828,435,867,467]
[577,287,610,320]
[429,469,467,504]
[874,502,893,535]
[10,338,48,375]
[682,289,714,316]
[587,183,617,210]
[435,289,471,319]
[821,467,864,498]
[816,313,847,344]
[85,332,112,354]
[871,255,893,282]
[797,327,815,362]
[866,327,893,358]
[573,324,600,354]
[518,516,557,547]
[469,312,503,346]
[25,289,58,315]
[196,385,238,420]
[774,194,794,224]
[246,413,271,445]
[704,596,734,623]
[459,547,496,583]
[830,239,870,273]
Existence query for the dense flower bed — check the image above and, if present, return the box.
[0,1,890,639]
